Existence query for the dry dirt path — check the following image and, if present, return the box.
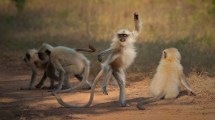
[0,67,215,120]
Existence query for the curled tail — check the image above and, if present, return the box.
[75,45,96,53]
[53,69,104,108]
[137,93,164,110]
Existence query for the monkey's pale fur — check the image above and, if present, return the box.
[38,43,92,92]
[137,48,196,110]
[22,49,59,90]
[52,13,142,108]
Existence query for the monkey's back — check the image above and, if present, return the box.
[150,62,180,99]
[50,46,89,74]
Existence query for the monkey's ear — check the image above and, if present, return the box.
[163,51,167,59]
[45,49,51,56]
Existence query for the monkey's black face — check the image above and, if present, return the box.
[38,52,46,61]
[118,34,128,42]
[24,53,30,63]
[38,49,51,62]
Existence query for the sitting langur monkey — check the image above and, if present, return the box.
[38,43,95,91]
[52,12,142,107]
[137,48,196,110]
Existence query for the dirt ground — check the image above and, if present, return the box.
[0,60,215,120]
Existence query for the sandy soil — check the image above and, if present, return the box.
[0,61,215,120]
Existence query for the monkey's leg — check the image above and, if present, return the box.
[54,71,65,91]
[74,74,91,89]
[102,69,112,95]
[62,74,71,89]
[113,69,128,107]
[35,72,47,88]
[180,73,196,96]
[21,70,38,90]
[48,78,55,89]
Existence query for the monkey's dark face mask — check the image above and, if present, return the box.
[38,50,51,61]
[24,53,30,63]
[118,34,129,42]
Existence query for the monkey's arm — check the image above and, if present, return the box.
[97,48,117,62]
[53,60,66,91]
[133,12,142,37]
[35,72,48,88]
[179,73,196,96]
[21,69,37,90]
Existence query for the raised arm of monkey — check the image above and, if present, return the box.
[38,43,95,92]
[52,13,142,108]
[137,48,196,110]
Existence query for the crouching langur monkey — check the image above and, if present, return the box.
[37,43,95,91]
[21,49,57,90]
[52,12,142,107]
[137,48,196,110]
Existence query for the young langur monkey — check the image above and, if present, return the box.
[21,49,57,90]
[52,12,142,107]
[137,48,196,110]
[22,46,94,90]
[38,43,95,92]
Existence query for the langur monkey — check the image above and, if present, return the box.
[21,49,58,90]
[37,43,95,91]
[22,49,84,90]
[137,48,196,110]
[52,12,142,107]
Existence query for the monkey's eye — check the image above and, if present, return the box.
[118,34,128,38]
[26,53,30,60]
[123,34,128,37]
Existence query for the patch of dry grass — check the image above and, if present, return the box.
[0,0,214,78]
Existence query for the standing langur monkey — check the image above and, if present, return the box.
[52,12,142,107]
[137,48,196,110]
[37,43,95,91]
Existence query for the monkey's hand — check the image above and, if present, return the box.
[35,83,43,88]
[137,104,145,110]
[134,12,139,21]
[97,54,103,62]
[89,44,96,52]
[188,90,197,96]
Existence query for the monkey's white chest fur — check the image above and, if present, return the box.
[120,45,136,69]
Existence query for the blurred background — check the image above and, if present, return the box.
[0,0,215,79]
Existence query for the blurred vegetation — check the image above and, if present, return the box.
[0,0,214,77]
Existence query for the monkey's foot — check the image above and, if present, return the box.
[119,103,130,107]
[137,104,145,110]
[102,86,108,95]
[35,84,42,88]
[188,91,197,96]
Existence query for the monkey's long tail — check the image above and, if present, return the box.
[52,70,104,108]
[75,45,96,53]
[137,93,164,110]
